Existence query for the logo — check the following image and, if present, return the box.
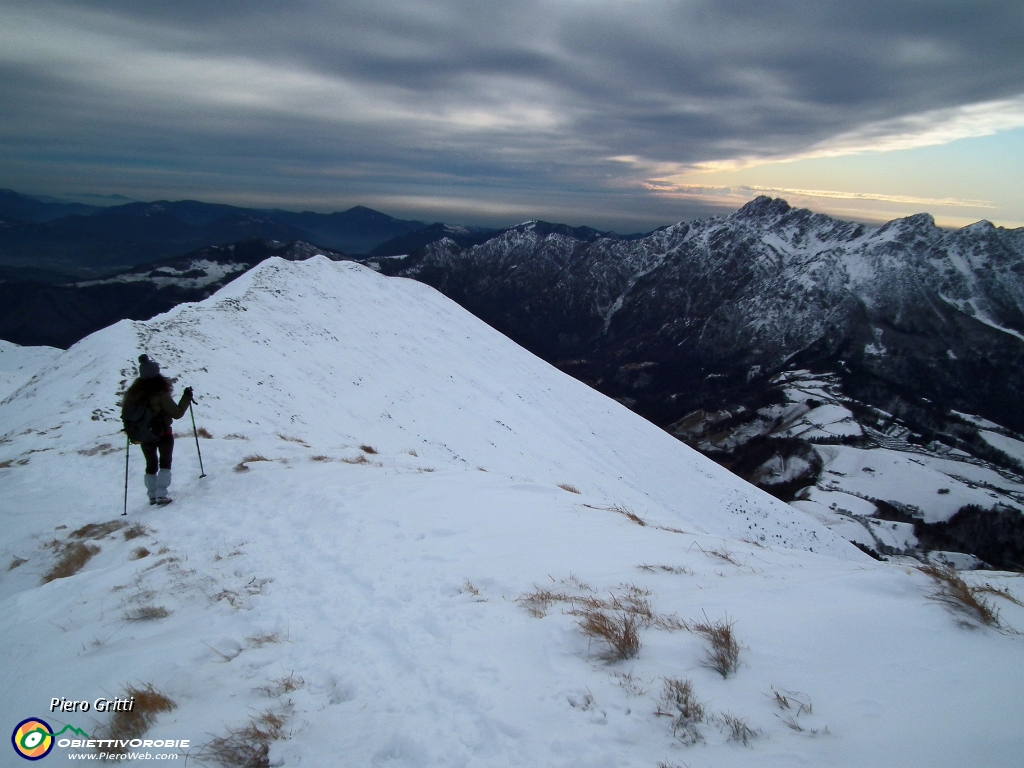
[11,719,54,761]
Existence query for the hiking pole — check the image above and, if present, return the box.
[189,398,207,478]
[123,434,130,516]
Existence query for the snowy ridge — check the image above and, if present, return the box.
[2,258,1022,767]
[1,257,847,555]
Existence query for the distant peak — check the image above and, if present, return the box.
[962,220,996,233]
[736,196,792,217]
[895,212,937,230]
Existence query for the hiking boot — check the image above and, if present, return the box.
[154,497,173,506]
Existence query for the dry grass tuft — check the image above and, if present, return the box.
[105,684,176,751]
[359,444,378,454]
[919,563,1003,627]
[657,678,705,744]
[558,483,581,494]
[576,609,641,661]
[310,455,332,462]
[692,615,740,678]
[257,673,304,697]
[718,712,758,745]
[224,433,249,440]
[124,605,170,621]
[516,579,686,633]
[580,502,649,526]
[613,504,647,526]
[638,564,693,575]
[461,580,485,600]
[72,520,127,540]
[698,545,740,566]
[42,542,100,583]
[8,556,27,570]
[277,433,309,446]
[123,522,152,541]
[973,582,1024,608]
[246,631,280,648]
[516,587,568,618]
[341,454,369,465]
[131,547,151,560]
[611,670,648,696]
[196,427,213,438]
[235,454,271,472]
[771,687,813,715]
[200,709,288,768]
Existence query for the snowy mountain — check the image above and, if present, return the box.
[387,197,1024,434]
[2,257,1022,767]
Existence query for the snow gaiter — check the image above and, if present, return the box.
[155,468,172,498]
[144,473,159,500]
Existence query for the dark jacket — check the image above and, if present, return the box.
[147,391,192,435]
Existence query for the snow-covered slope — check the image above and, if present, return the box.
[2,258,1022,767]
[0,339,61,400]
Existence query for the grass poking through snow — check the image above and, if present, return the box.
[42,542,100,583]
[104,684,176,752]
[577,609,642,661]
[71,520,126,539]
[718,711,758,745]
[657,678,705,744]
[123,522,151,541]
[692,614,740,677]
[200,709,289,768]
[124,605,171,621]
[919,563,1004,628]
[234,455,272,472]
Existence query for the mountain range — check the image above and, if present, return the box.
[0,189,427,275]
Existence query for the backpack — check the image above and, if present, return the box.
[121,399,161,444]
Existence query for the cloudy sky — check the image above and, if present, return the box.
[2,0,1022,230]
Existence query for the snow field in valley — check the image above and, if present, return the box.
[812,444,1024,524]
[2,257,1023,767]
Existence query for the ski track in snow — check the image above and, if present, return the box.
[2,257,1023,767]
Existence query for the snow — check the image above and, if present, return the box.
[980,430,1024,467]
[2,257,1023,767]
[779,403,862,440]
[76,260,248,290]
[0,339,62,401]
[952,410,1003,431]
[813,445,1024,524]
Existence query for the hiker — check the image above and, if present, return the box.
[121,355,193,505]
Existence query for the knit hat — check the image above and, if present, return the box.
[138,354,161,379]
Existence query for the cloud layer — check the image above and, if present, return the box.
[2,0,1022,227]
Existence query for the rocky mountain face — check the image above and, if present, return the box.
[385,197,1024,433]
[378,198,1024,567]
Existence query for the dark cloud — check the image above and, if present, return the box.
[1,0,1021,227]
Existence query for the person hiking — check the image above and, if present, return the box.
[121,355,193,506]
